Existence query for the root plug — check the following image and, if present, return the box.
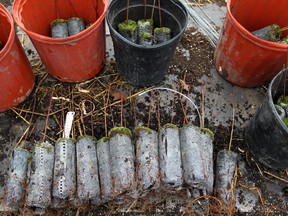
[5,148,30,210]
[51,19,69,38]
[159,124,183,189]
[76,136,100,205]
[52,138,76,208]
[154,27,171,44]
[109,127,135,197]
[139,32,156,46]
[180,126,214,194]
[118,20,137,43]
[67,17,85,36]
[135,127,160,196]
[214,149,238,212]
[137,19,153,43]
[26,141,54,209]
[96,137,113,204]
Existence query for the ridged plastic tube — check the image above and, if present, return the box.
[158,124,183,189]
[96,137,113,203]
[27,141,54,209]
[180,125,214,194]
[109,127,135,196]
[5,147,30,210]
[52,138,76,208]
[76,136,100,205]
[135,127,160,196]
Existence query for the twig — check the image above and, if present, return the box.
[263,171,288,184]
[139,87,202,128]
[158,0,163,28]
[151,0,157,20]
[42,88,54,143]
[228,89,235,151]
[156,93,161,130]
[201,80,205,128]
[147,90,154,128]
[126,0,130,22]
[144,0,147,20]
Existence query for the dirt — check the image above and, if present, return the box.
[0,0,288,215]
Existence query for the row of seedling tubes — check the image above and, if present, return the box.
[5,124,216,211]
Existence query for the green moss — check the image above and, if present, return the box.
[35,142,54,153]
[118,20,137,32]
[277,95,288,105]
[77,135,96,141]
[154,27,171,34]
[200,128,215,141]
[51,19,67,27]
[108,127,132,138]
[141,32,155,39]
[161,123,179,130]
[134,126,156,135]
[268,24,281,41]
[56,137,76,143]
[69,17,83,21]
[281,36,288,44]
[138,19,154,26]
[282,117,288,126]
[97,136,109,144]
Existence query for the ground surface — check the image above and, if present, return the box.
[0,0,288,215]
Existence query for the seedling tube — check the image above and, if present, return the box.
[27,141,54,209]
[158,124,183,189]
[76,136,100,205]
[51,19,68,38]
[5,148,30,210]
[96,137,113,203]
[52,138,76,208]
[109,127,135,196]
[67,17,85,36]
[180,125,214,194]
[135,127,160,196]
[215,149,238,207]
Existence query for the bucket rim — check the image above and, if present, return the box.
[268,69,288,132]
[227,0,288,51]
[0,4,16,61]
[106,0,188,49]
[12,0,108,44]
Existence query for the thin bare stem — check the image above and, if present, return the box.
[42,88,54,143]
[201,80,205,128]
[126,0,130,22]
[228,89,235,151]
[144,0,147,20]
[158,0,162,27]
[90,101,94,137]
[156,93,161,130]
[151,0,157,20]
[147,91,154,128]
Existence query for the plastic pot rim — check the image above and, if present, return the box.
[0,4,16,61]
[226,0,288,52]
[12,0,108,44]
[106,2,188,49]
[268,69,288,131]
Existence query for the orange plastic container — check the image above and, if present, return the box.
[13,0,108,82]
[214,0,288,87]
[0,4,34,112]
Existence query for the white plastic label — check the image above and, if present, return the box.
[63,111,75,138]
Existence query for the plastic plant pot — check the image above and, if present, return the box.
[106,0,188,87]
[245,69,288,169]
[12,0,108,83]
[0,4,34,111]
[214,0,288,87]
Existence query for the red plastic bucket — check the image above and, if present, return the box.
[214,0,288,87]
[12,0,108,83]
[0,4,34,112]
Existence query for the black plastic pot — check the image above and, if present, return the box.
[106,0,188,87]
[245,69,288,169]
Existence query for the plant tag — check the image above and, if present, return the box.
[63,111,75,138]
